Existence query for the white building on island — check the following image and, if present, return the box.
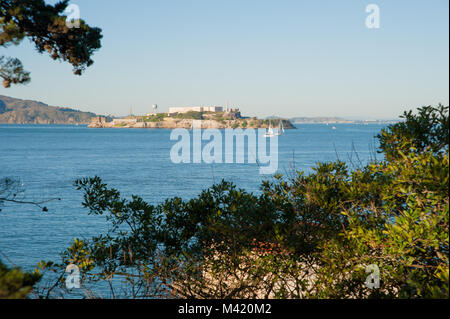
[168,106,223,114]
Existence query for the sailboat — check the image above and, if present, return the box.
[275,120,285,136]
[264,121,275,138]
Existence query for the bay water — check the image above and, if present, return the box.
[0,124,385,272]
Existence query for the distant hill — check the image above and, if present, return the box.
[0,95,97,124]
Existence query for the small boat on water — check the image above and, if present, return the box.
[275,120,285,136]
[264,122,275,137]
[265,120,285,137]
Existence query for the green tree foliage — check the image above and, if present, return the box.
[378,104,449,161]
[313,105,449,298]
[144,113,167,122]
[174,111,204,120]
[0,0,102,87]
[0,260,41,299]
[0,56,30,88]
[41,105,448,299]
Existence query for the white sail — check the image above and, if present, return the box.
[264,121,275,137]
[275,120,284,136]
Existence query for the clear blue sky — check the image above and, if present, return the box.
[0,0,448,119]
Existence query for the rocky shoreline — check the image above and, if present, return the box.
[89,118,295,130]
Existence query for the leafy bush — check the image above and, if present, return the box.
[378,104,449,161]
[0,260,41,299]
[40,105,449,299]
[144,113,166,122]
[175,111,203,120]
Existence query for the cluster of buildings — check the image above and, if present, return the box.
[168,106,223,114]
[167,105,240,117]
[91,104,242,126]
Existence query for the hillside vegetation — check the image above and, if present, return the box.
[0,95,96,124]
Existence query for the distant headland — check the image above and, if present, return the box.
[0,95,96,124]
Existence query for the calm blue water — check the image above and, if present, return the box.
[0,124,385,272]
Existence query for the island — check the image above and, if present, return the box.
[89,106,295,129]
